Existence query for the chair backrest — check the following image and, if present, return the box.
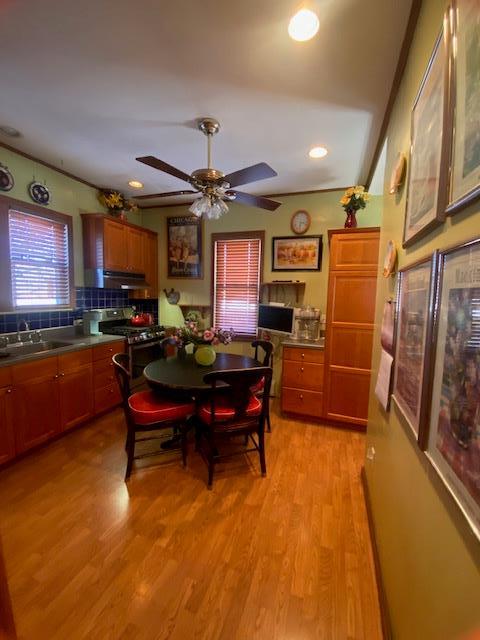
[112,352,131,405]
[203,366,272,429]
[251,340,274,367]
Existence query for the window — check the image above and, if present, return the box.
[0,197,73,311]
[212,231,264,339]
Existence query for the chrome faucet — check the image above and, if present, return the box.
[16,319,30,343]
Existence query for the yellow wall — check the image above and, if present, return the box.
[0,146,142,286]
[141,190,382,317]
[365,0,480,638]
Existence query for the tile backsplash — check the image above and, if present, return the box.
[0,288,159,333]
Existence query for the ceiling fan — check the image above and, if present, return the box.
[135,117,281,218]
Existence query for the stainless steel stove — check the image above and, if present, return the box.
[104,324,165,345]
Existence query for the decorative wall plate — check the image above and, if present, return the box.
[383,240,397,277]
[0,164,14,191]
[290,209,311,234]
[389,152,407,194]
[28,181,50,205]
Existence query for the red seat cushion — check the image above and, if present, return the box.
[128,390,195,426]
[250,376,265,395]
[198,394,262,424]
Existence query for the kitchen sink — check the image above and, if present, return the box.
[1,340,74,358]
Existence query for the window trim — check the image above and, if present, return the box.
[210,230,264,341]
[0,193,74,312]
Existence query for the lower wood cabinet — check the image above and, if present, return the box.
[281,346,324,419]
[0,339,125,464]
[0,368,15,465]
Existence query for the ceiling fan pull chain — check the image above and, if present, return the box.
[207,133,212,169]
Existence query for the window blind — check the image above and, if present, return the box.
[213,237,261,337]
[8,209,71,307]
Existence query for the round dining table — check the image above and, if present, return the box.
[144,352,262,395]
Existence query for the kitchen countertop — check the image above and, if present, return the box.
[282,338,325,350]
[0,326,125,368]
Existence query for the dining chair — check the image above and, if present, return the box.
[251,340,274,432]
[195,366,272,488]
[113,352,195,480]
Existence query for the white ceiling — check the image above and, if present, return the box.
[0,0,411,206]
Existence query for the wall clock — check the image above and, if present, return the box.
[28,181,50,205]
[0,163,14,191]
[290,209,311,235]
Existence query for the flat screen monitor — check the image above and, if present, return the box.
[257,304,294,336]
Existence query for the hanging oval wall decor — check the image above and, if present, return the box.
[28,181,50,205]
[0,163,14,191]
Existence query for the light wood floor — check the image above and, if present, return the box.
[0,404,382,640]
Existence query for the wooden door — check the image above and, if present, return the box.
[324,229,380,428]
[12,357,61,453]
[127,227,145,273]
[58,350,94,431]
[103,218,127,271]
[133,232,158,298]
[0,386,15,465]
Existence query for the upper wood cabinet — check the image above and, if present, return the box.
[324,228,380,429]
[133,231,158,299]
[82,214,157,278]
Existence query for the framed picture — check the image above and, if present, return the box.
[392,254,438,442]
[425,237,480,541]
[167,215,203,279]
[403,29,449,247]
[271,235,322,271]
[446,0,480,215]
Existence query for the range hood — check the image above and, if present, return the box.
[84,269,150,290]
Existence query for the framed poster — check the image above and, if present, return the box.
[392,254,438,442]
[426,237,480,540]
[271,235,322,271]
[167,215,203,279]
[446,0,480,215]
[403,29,449,247]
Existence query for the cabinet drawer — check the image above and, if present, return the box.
[92,341,125,362]
[283,361,324,391]
[95,369,116,389]
[283,347,324,364]
[95,383,121,414]
[58,348,92,373]
[93,356,115,375]
[282,387,323,418]
[0,367,12,388]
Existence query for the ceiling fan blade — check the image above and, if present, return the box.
[230,190,281,211]
[224,162,277,188]
[136,156,191,183]
[135,190,197,201]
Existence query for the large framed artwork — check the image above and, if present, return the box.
[425,237,480,540]
[403,29,449,247]
[446,0,480,215]
[392,254,438,443]
[271,235,322,271]
[167,215,203,279]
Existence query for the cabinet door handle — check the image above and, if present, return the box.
[6,388,12,394]
[300,367,304,372]
[301,353,305,359]
[54,374,59,379]
[299,394,303,400]
[60,372,65,377]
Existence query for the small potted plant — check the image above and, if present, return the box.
[170,322,234,366]
[339,186,370,228]
[98,189,138,219]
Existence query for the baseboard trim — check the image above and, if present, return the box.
[361,467,392,640]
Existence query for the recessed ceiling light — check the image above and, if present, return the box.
[309,146,328,159]
[128,180,144,189]
[288,9,320,42]
[0,125,21,138]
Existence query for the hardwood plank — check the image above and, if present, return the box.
[0,403,382,640]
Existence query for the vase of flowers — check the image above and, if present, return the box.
[169,322,234,366]
[98,189,138,218]
[339,186,370,228]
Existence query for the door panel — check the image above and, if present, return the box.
[0,387,15,464]
[330,274,378,323]
[328,326,374,370]
[14,374,60,453]
[329,232,380,271]
[127,228,145,273]
[104,219,127,271]
[59,364,94,431]
[325,368,371,425]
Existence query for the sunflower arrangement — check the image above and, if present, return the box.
[340,186,370,211]
[98,189,138,213]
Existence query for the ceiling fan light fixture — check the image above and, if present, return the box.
[189,195,210,218]
[288,9,320,42]
[309,146,328,159]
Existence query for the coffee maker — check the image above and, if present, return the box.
[294,307,321,342]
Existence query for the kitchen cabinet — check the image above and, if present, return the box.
[324,228,380,428]
[281,345,324,419]
[13,357,61,453]
[133,231,158,299]
[58,350,94,431]
[92,342,123,414]
[0,368,15,465]
[82,214,155,276]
